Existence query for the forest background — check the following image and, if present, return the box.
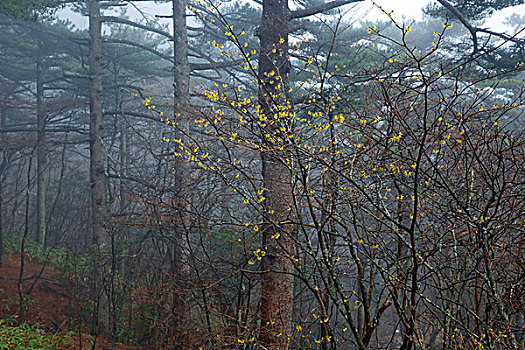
[0,0,524,349]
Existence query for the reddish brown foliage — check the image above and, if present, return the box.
[0,254,143,350]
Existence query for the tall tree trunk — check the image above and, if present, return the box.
[119,124,128,214]
[18,156,33,325]
[171,0,191,345]
[89,0,109,335]
[36,58,46,247]
[0,107,4,268]
[257,0,296,348]
[0,156,4,268]
[118,116,128,279]
[0,176,2,268]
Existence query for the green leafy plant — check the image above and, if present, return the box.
[0,320,75,349]
[2,236,90,278]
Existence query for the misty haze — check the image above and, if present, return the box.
[0,0,524,349]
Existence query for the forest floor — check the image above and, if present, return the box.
[0,252,142,349]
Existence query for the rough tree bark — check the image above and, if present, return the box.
[0,107,4,268]
[170,0,191,345]
[88,0,109,335]
[36,58,46,247]
[0,170,2,268]
[257,0,296,348]
[256,0,366,348]
[0,155,4,269]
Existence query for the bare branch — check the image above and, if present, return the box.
[436,0,525,54]
[190,61,237,71]
[290,0,363,20]
[101,16,172,40]
[435,0,478,53]
[104,38,173,62]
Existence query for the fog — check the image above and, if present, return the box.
[0,0,524,349]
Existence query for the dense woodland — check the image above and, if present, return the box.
[0,0,524,349]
